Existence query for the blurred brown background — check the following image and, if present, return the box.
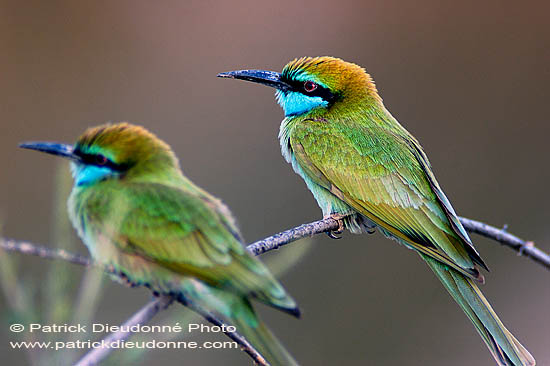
[1,0,549,365]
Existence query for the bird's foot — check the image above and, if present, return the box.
[364,222,377,234]
[114,269,141,288]
[324,213,346,239]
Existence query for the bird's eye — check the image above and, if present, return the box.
[303,81,318,93]
[95,154,108,166]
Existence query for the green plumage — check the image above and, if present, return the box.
[220,56,535,365]
[283,114,485,280]
[22,123,299,366]
[70,180,293,312]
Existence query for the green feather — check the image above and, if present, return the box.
[27,122,300,366]
[272,57,534,366]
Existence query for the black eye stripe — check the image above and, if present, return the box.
[281,76,338,105]
[73,149,128,172]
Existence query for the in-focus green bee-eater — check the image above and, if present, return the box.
[218,57,535,366]
[20,123,300,366]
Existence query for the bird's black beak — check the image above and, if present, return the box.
[19,142,81,162]
[217,69,291,91]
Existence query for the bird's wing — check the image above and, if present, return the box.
[290,118,486,280]
[94,182,294,310]
[182,181,245,243]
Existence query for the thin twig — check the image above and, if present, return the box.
[459,217,550,269]
[0,239,90,266]
[246,218,339,255]
[0,238,270,365]
[5,217,545,268]
[183,301,268,366]
[73,296,268,366]
[1,215,548,366]
[74,296,174,366]
[247,217,550,269]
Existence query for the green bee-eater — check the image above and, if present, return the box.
[20,123,300,366]
[219,57,535,366]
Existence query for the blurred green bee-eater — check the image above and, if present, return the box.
[20,123,300,365]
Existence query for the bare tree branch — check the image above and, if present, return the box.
[4,216,546,268]
[0,239,90,266]
[72,295,268,366]
[74,296,174,366]
[458,217,550,269]
[1,215,548,366]
[0,239,268,365]
[0,239,270,365]
[247,217,550,269]
[72,293,269,366]
[182,301,268,366]
[246,218,340,255]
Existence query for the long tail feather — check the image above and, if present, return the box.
[232,311,299,366]
[421,253,535,366]
[177,281,298,366]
